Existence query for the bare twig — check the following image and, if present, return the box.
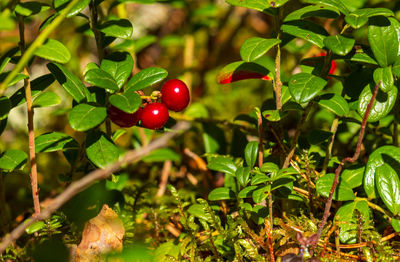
[0,122,190,254]
[314,82,380,247]
[156,160,172,197]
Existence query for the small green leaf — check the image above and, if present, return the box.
[240,37,281,62]
[26,221,45,234]
[84,69,119,91]
[15,1,50,16]
[302,0,349,15]
[35,39,71,64]
[35,132,79,153]
[238,186,257,198]
[99,19,133,39]
[0,96,11,120]
[284,5,340,22]
[376,164,400,215]
[236,167,251,187]
[245,141,258,168]
[109,91,141,113]
[262,109,287,121]
[0,149,28,171]
[316,173,355,201]
[252,185,269,204]
[318,93,349,117]
[142,148,181,162]
[54,0,90,17]
[207,157,237,176]
[202,123,226,155]
[251,173,271,185]
[373,67,394,93]
[289,73,327,104]
[47,63,90,103]
[86,131,119,169]
[32,92,61,108]
[208,187,236,201]
[345,8,394,29]
[251,205,268,225]
[226,0,284,11]
[281,20,329,48]
[392,219,400,232]
[187,204,212,222]
[126,67,168,92]
[68,104,107,131]
[392,57,400,77]
[216,61,271,84]
[323,35,355,56]
[342,165,365,189]
[100,52,133,88]
[261,162,279,178]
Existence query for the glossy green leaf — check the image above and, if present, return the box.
[217,61,271,84]
[284,5,339,22]
[226,0,287,11]
[303,0,349,15]
[0,72,29,87]
[26,221,45,234]
[207,157,237,176]
[0,97,11,120]
[202,123,226,155]
[245,141,258,168]
[358,83,397,122]
[345,8,394,29]
[109,91,141,114]
[392,57,400,77]
[68,104,107,131]
[54,0,90,17]
[236,167,251,187]
[376,164,400,215]
[368,16,400,68]
[0,149,28,171]
[208,187,236,201]
[35,132,79,153]
[251,205,268,225]
[323,35,355,56]
[373,67,394,93]
[251,173,271,185]
[238,186,257,198]
[316,173,355,201]
[142,148,181,162]
[281,20,329,48]
[84,69,119,91]
[392,219,400,232]
[364,146,400,199]
[261,162,279,178]
[32,92,61,108]
[15,1,50,16]
[47,63,90,103]
[126,67,168,92]
[86,131,119,169]
[187,204,212,222]
[34,39,71,64]
[99,19,133,39]
[100,52,133,88]
[342,165,365,189]
[262,109,287,121]
[318,93,349,117]
[240,37,281,62]
[252,185,269,204]
[288,73,327,104]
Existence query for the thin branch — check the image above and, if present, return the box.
[314,82,380,246]
[322,117,339,174]
[156,160,172,197]
[0,121,190,254]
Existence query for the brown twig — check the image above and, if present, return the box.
[156,160,172,197]
[0,121,190,254]
[314,82,380,247]
[18,14,40,215]
[321,223,337,256]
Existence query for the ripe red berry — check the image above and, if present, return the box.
[141,102,169,129]
[161,79,190,112]
[108,105,142,128]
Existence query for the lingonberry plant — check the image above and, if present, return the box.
[1,0,400,261]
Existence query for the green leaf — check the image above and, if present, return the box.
[373,67,394,93]
[342,165,365,189]
[34,39,71,64]
[236,167,251,187]
[226,0,286,11]
[368,16,400,68]
[376,164,400,215]
[318,93,349,117]
[323,35,355,56]
[0,149,28,171]
[47,63,90,103]
[109,91,141,114]
[217,61,271,84]
[208,187,236,201]
[281,20,329,48]
[345,8,394,29]
[26,221,45,234]
[99,19,133,39]
[392,219,400,232]
[284,5,340,22]
[288,73,327,104]
[316,173,355,201]
[252,185,269,204]
[261,162,279,178]
[86,131,119,169]
[240,37,281,62]
[245,141,258,168]
[142,148,181,162]
[251,173,271,185]
[35,132,79,153]
[84,69,119,91]
[207,157,237,176]
[364,146,400,199]
[358,83,397,122]
[238,186,257,198]
[100,52,134,88]
[0,12,15,31]
[392,57,400,77]
[15,1,50,16]
[126,67,168,92]
[262,109,287,121]
[54,0,90,17]
[251,205,268,225]
[303,0,349,15]
[0,97,11,120]
[202,123,226,155]
[0,72,29,87]
[187,204,212,222]
[68,104,107,131]
[32,92,61,108]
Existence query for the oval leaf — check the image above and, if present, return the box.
[376,164,400,215]
[284,5,340,22]
[86,131,119,169]
[236,167,251,187]
[99,19,133,39]
[318,93,349,117]
[345,8,394,29]
[208,187,236,201]
[126,67,168,92]
[15,1,50,17]
[34,39,71,63]
[54,0,90,17]
[32,91,61,108]
[68,104,107,131]
[35,132,79,153]
[100,52,133,88]
[316,173,355,201]
[373,67,394,93]
[289,73,327,104]
[281,20,329,48]
[342,165,365,189]
[0,149,28,171]
[245,141,259,168]
[323,35,355,56]
[240,37,281,62]
[217,61,271,84]
[109,91,141,113]
[207,157,237,176]
[84,68,119,91]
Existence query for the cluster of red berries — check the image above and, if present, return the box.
[108,79,190,129]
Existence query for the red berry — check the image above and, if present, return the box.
[161,79,190,112]
[141,102,169,129]
[108,105,142,128]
